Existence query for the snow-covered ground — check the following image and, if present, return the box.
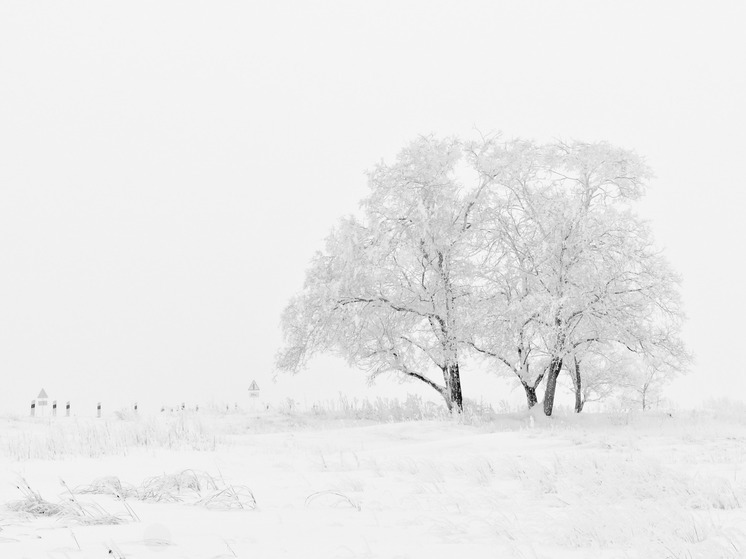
[1,407,745,558]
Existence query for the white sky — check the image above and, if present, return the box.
[1,1,744,415]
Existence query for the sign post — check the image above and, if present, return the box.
[248,380,261,411]
[37,389,48,417]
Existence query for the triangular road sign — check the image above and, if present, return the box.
[38,389,48,399]
[248,380,260,391]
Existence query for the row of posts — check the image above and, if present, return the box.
[31,401,109,418]
[31,401,247,417]
[30,400,72,417]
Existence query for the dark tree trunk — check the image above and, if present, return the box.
[445,363,463,413]
[573,357,583,413]
[543,357,563,416]
[521,382,538,409]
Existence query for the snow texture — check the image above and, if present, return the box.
[1,407,745,558]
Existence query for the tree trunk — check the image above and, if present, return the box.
[445,363,463,413]
[543,357,563,416]
[573,357,583,413]
[521,382,538,409]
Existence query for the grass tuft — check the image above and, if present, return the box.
[305,490,361,511]
[75,470,257,511]
[6,478,125,525]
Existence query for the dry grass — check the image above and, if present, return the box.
[303,394,501,424]
[196,485,257,510]
[6,478,125,526]
[1,413,219,460]
[75,470,257,510]
[137,469,219,502]
[305,490,361,511]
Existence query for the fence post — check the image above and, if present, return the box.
[30,400,35,417]
[66,401,70,417]
[52,400,57,417]
[97,402,101,418]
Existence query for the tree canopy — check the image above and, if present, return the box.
[277,134,688,415]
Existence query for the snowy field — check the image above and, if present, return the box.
[1,405,745,558]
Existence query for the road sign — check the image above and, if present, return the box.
[248,380,260,397]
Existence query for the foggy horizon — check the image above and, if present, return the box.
[2,1,745,415]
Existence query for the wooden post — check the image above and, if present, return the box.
[52,400,57,417]
[134,402,138,414]
[97,402,101,418]
[66,401,70,417]
[30,400,35,417]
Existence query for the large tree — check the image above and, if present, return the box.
[277,134,688,416]
[276,136,487,412]
[466,137,687,415]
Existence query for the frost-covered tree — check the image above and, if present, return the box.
[277,133,688,416]
[466,137,687,415]
[617,332,688,411]
[463,139,550,409]
[276,136,488,412]
[537,142,689,415]
[565,345,625,412]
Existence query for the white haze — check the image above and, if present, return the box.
[1,1,745,414]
